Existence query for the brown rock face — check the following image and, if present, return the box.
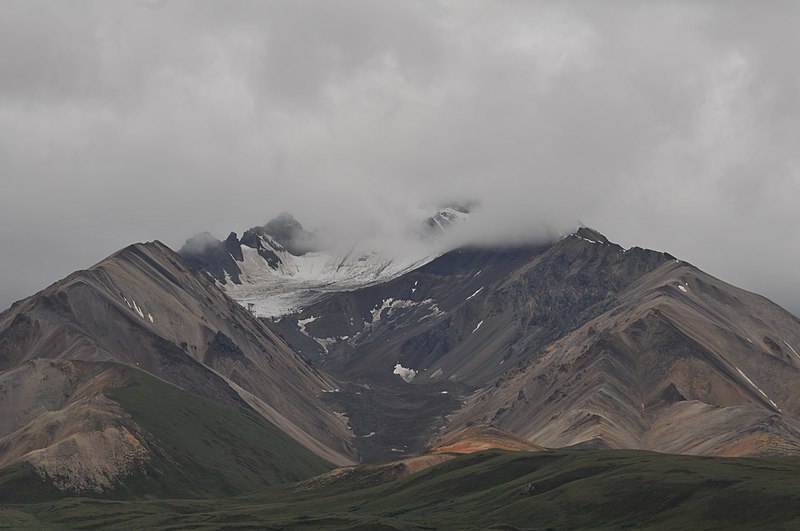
[0,241,356,492]
[445,256,800,456]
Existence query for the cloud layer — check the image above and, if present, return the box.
[2,1,799,314]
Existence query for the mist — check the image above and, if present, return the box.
[1,1,799,315]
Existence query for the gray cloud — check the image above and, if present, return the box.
[1,0,799,315]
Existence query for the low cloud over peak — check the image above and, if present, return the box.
[1,1,799,315]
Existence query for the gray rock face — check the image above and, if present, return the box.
[179,231,244,284]
[179,213,318,286]
[270,230,800,458]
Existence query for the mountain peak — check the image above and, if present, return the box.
[421,204,471,238]
[242,212,317,256]
[574,227,610,245]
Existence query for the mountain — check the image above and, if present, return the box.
[266,227,800,459]
[5,216,800,505]
[0,241,354,496]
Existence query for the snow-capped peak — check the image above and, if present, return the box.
[186,206,471,318]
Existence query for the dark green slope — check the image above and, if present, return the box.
[104,369,334,498]
[6,449,800,529]
[0,367,333,503]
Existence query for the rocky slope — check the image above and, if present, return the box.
[0,240,355,494]
[4,220,800,497]
[449,253,800,456]
[269,228,800,458]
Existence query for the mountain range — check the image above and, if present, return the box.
[2,209,800,527]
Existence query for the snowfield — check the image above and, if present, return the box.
[221,235,441,317]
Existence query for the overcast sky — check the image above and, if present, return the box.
[1,0,799,314]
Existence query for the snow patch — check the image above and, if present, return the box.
[370,298,431,323]
[147,313,154,323]
[441,391,448,394]
[393,363,417,383]
[472,320,483,334]
[418,300,445,321]
[297,315,318,335]
[360,432,376,438]
[783,340,800,360]
[678,284,688,293]
[466,287,484,301]
[429,368,443,379]
[371,299,395,323]
[131,299,145,319]
[736,366,781,412]
[315,337,337,353]
[366,298,443,325]
[574,234,597,244]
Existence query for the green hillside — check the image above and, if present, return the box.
[5,448,800,529]
[0,367,333,503]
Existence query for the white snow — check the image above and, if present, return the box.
[418,301,445,321]
[678,285,688,293]
[363,298,443,326]
[370,298,428,323]
[736,366,781,412]
[321,388,340,393]
[360,432,376,438]
[466,287,484,301]
[574,234,598,244]
[472,320,483,334]
[441,391,448,394]
[783,340,800,360]
[316,337,337,353]
[131,299,145,319]
[371,299,394,323]
[393,362,417,383]
[221,234,445,317]
[297,315,318,335]
[125,297,152,322]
